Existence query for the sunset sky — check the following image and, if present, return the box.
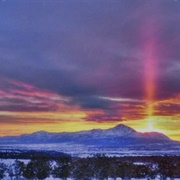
[0,0,179,141]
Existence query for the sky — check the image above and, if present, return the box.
[0,0,179,140]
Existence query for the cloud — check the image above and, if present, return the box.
[0,78,72,112]
[70,96,112,110]
[0,0,179,124]
[85,101,146,122]
[154,103,180,116]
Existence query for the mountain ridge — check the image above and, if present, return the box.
[21,124,164,137]
[0,124,175,146]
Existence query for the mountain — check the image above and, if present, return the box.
[0,124,174,147]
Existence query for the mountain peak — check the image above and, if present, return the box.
[112,124,136,131]
[105,124,136,136]
[113,124,130,129]
[31,131,49,136]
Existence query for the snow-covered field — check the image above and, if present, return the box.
[0,158,30,165]
[0,143,180,157]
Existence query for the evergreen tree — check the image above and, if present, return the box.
[23,158,50,180]
[93,154,110,180]
[23,161,36,180]
[13,160,25,180]
[157,156,176,180]
[71,158,93,180]
[0,163,6,180]
[117,162,134,180]
[133,164,149,178]
[107,158,119,180]
[52,157,71,180]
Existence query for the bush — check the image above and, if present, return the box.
[23,158,50,180]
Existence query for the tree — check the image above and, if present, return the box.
[174,161,180,178]
[71,158,93,180]
[23,158,50,180]
[0,163,6,180]
[13,160,25,180]
[92,154,110,180]
[34,158,50,180]
[52,157,71,180]
[117,162,134,180]
[23,161,36,180]
[157,156,176,180]
[133,164,149,179]
[107,158,119,180]
[146,163,158,179]
[7,165,14,180]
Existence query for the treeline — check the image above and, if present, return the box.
[0,150,70,159]
[0,155,180,180]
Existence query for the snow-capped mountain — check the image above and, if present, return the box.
[0,124,174,147]
[104,124,137,136]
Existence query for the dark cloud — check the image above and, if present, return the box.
[85,102,146,122]
[0,97,29,105]
[0,96,58,112]
[0,79,71,112]
[155,103,180,116]
[85,108,146,123]
[0,0,179,115]
[0,104,56,112]
[85,110,123,122]
[0,115,64,125]
[70,96,112,110]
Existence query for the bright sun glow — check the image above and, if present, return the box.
[137,117,166,133]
